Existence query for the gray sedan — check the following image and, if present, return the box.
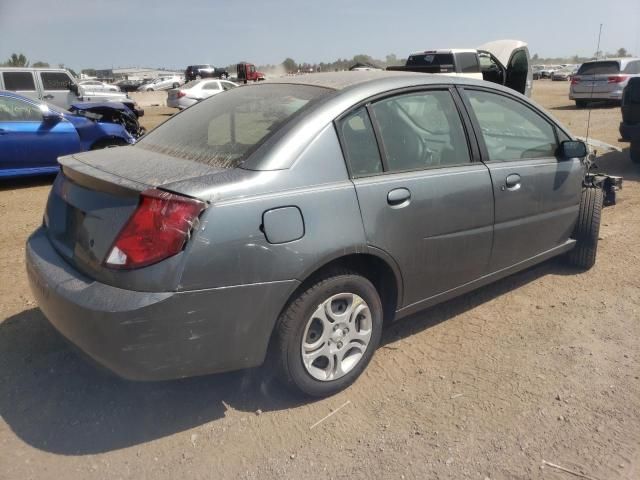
[27,71,599,397]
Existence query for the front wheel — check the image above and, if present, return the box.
[274,272,383,397]
[566,187,603,269]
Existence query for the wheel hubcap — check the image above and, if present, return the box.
[301,293,372,381]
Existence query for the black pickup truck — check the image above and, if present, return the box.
[184,65,229,81]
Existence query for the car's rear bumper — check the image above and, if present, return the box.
[620,122,640,142]
[26,227,298,381]
[570,90,624,100]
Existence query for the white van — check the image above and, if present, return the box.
[0,67,140,113]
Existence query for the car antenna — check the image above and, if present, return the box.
[583,23,603,170]
[585,23,603,145]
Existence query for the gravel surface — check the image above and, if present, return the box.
[0,81,638,480]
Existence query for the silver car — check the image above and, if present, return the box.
[27,71,600,397]
[570,58,640,107]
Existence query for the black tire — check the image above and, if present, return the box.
[567,187,603,269]
[575,100,588,109]
[172,83,179,89]
[274,271,383,397]
[90,138,129,150]
[630,142,640,163]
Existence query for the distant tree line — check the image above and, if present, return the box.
[0,52,77,76]
[531,47,633,64]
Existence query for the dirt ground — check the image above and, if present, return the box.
[0,81,638,480]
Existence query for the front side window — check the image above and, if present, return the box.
[41,72,73,90]
[2,72,36,91]
[339,107,383,177]
[371,90,471,171]
[465,89,557,161]
[0,96,42,121]
[138,84,331,168]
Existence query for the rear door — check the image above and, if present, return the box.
[338,88,494,307]
[1,71,40,102]
[460,87,584,272]
[38,71,77,108]
[0,94,80,172]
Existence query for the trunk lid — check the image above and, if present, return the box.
[44,149,223,290]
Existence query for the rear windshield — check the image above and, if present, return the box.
[577,61,620,75]
[406,53,454,67]
[137,84,332,168]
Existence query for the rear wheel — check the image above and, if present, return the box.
[575,100,588,109]
[274,272,383,397]
[566,187,603,269]
[172,83,179,88]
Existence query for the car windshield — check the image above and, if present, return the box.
[577,61,620,75]
[137,83,332,168]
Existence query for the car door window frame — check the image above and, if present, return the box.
[456,85,571,164]
[335,85,481,179]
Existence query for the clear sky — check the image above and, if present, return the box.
[1,0,639,70]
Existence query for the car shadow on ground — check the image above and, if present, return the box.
[0,258,576,456]
[0,175,56,192]
[550,101,618,111]
[593,149,639,185]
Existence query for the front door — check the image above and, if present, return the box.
[460,87,584,272]
[38,71,77,108]
[338,89,494,308]
[0,95,80,173]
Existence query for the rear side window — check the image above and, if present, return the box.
[137,84,332,168]
[465,90,557,161]
[577,61,620,75]
[2,72,36,91]
[372,90,471,171]
[202,81,220,90]
[0,96,42,121]
[41,72,73,90]
[339,108,383,177]
[623,61,640,74]
[457,53,480,73]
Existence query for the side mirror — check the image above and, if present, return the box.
[559,140,588,159]
[40,105,63,123]
[68,82,79,95]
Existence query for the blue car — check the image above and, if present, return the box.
[0,90,138,179]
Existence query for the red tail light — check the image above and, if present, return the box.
[177,90,186,98]
[571,76,580,85]
[608,75,628,83]
[105,189,206,269]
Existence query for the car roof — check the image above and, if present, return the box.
[408,49,477,55]
[0,67,70,73]
[265,70,497,92]
[0,89,37,102]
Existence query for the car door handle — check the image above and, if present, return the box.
[43,95,54,100]
[387,188,411,207]
[504,174,521,191]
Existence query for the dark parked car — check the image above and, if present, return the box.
[0,91,139,178]
[620,77,640,162]
[185,64,229,81]
[27,72,606,397]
